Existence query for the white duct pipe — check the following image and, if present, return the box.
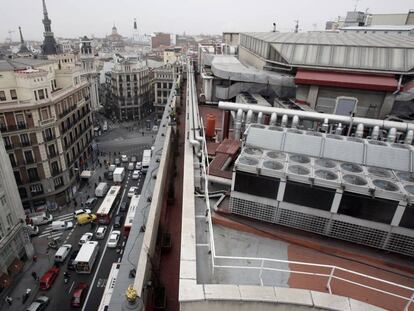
[405,130,414,145]
[322,118,329,132]
[218,102,414,133]
[292,115,299,128]
[270,112,277,126]
[372,126,380,140]
[281,115,288,127]
[387,128,397,143]
[246,110,253,125]
[335,123,343,135]
[257,112,263,124]
[355,124,364,138]
[234,108,243,139]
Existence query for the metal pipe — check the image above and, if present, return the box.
[372,126,380,140]
[257,112,263,124]
[245,110,253,125]
[292,115,299,128]
[405,130,414,145]
[270,112,277,125]
[355,124,364,138]
[218,102,414,132]
[281,115,288,127]
[234,108,243,140]
[322,118,329,133]
[335,123,343,135]
[387,128,397,143]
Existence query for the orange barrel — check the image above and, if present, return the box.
[205,114,216,138]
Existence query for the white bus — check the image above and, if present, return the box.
[123,195,140,237]
[74,241,99,274]
[97,263,120,311]
[142,149,152,173]
[96,185,121,224]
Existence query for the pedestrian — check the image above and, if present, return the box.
[5,296,12,305]
[31,271,37,281]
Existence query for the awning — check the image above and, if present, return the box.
[295,70,398,92]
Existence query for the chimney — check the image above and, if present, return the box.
[273,22,277,32]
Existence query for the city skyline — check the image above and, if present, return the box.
[1,0,413,42]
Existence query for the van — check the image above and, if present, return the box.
[95,182,109,197]
[77,213,97,226]
[52,220,73,231]
[54,244,72,263]
[28,212,53,226]
[84,197,97,209]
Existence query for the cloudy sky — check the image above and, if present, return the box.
[1,0,413,41]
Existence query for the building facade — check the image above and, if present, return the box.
[151,33,171,49]
[0,131,33,288]
[153,63,180,119]
[0,57,93,212]
[109,60,151,121]
[80,36,100,111]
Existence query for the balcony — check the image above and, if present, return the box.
[44,135,55,142]
[29,176,40,183]
[21,141,31,147]
[17,122,27,130]
[39,118,56,127]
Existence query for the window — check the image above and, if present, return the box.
[15,113,26,129]
[48,144,57,157]
[27,167,39,182]
[54,176,63,188]
[9,153,16,166]
[18,187,27,199]
[38,89,45,100]
[14,171,22,184]
[24,150,34,164]
[51,161,60,175]
[20,133,30,146]
[40,108,50,120]
[6,213,13,227]
[3,136,12,148]
[34,90,38,100]
[10,89,17,100]
[0,91,6,101]
[0,115,6,130]
[0,196,6,206]
[45,88,48,98]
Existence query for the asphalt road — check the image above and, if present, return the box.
[26,120,149,311]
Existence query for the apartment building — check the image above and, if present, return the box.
[153,63,180,119]
[109,59,151,121]
[0,57,93,212]
[0,131,33,288]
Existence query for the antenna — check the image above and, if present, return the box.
[272,22,276,32]
[294,20,299,33]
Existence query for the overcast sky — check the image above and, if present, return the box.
[1,0,413,41]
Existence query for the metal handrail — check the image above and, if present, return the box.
[187,59,414,310]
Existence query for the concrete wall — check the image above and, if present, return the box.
[239,47,266,70]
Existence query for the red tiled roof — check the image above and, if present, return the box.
[295,70,398,92]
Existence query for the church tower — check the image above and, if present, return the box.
[41,0,59,55]
[80,36,100,110]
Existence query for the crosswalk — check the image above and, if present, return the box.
[38,212,74,238]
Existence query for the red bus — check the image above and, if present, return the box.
[96,185,121,224]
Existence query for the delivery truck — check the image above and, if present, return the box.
[113,167,125,183]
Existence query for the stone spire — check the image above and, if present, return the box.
[18,26,30,54]
[41,0,59,55]
[134,18,137,30]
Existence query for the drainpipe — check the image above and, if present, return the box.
[245,110,253,125]
[270,112,277,126]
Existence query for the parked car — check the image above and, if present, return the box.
[113,215,124,228]
[71,282,89,307]
[119,201,127,213]
[107,230,121,248]
[27,224,39,237]
[26,295,50,311]
[135,162,142,170]
[84,197,97,209]
[78,233,93,246]
[67,250,79,270]
[128,186,138,198]
[73,209,92,218]
[95,226,107,240]
[39,266,60,290]
[132,170,140,180]
[131,155,137,162]
[121,154,128,163]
